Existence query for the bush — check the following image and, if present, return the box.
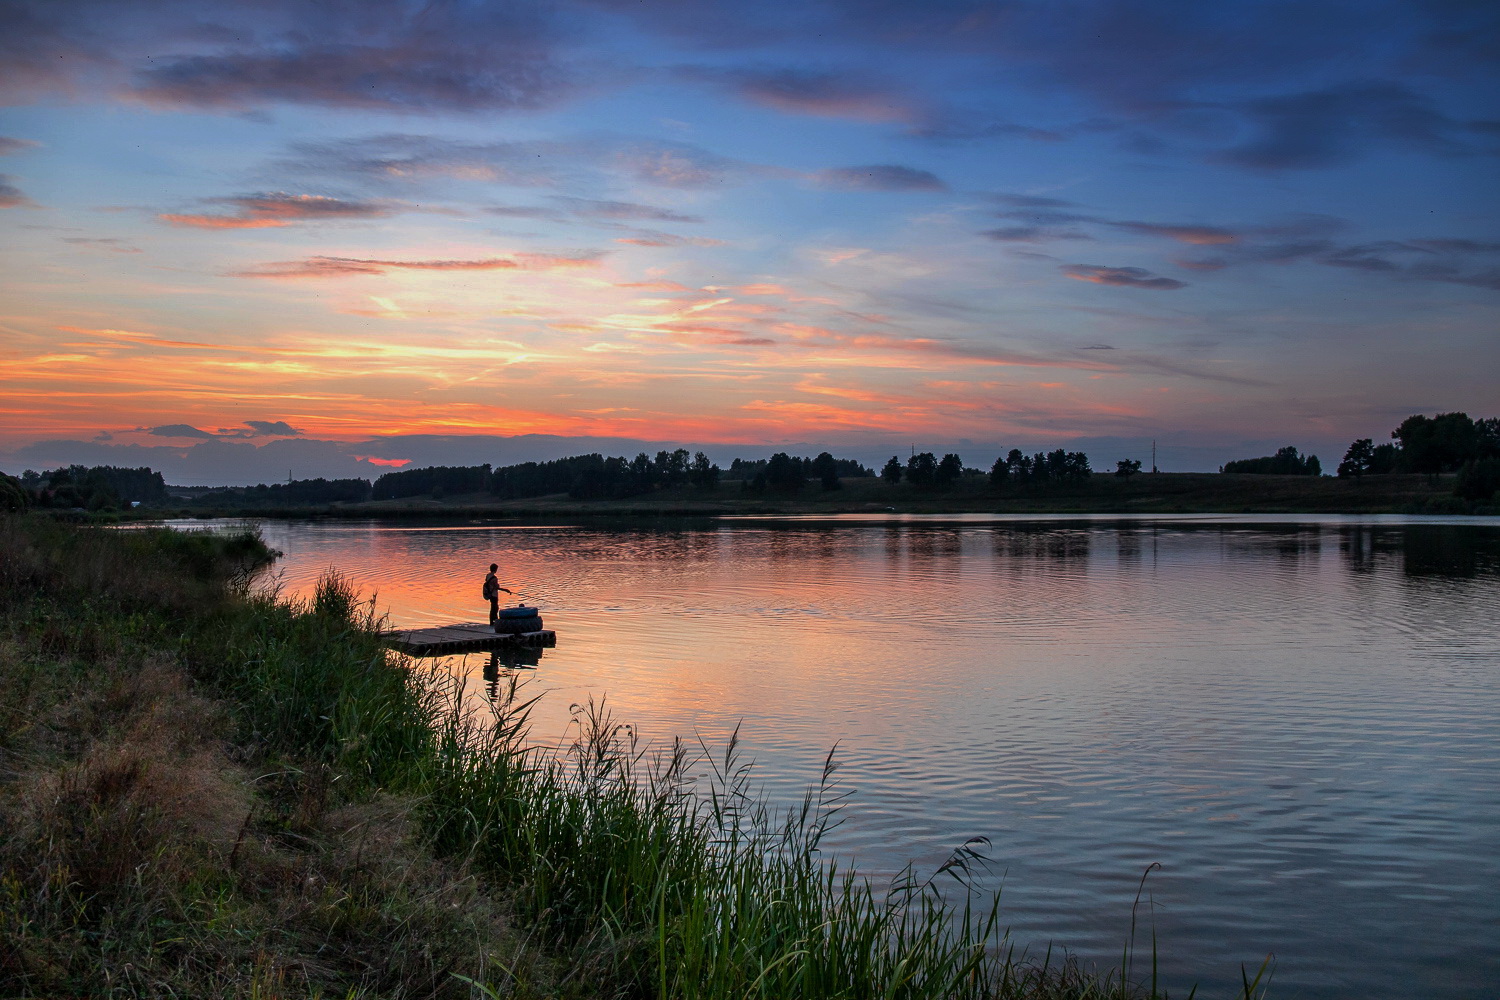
[1455,458,1500,501]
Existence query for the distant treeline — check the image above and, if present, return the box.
[188,478,374,507]
[368,451,881,500]
[1337,411,1499,499]
[1222,446,1322,476]
[13,465,168,510]
[732,455,872,483]
[372,464,490,501]
[492,450,720,500]
[989,449,1092,486]
[31,421,1500,514]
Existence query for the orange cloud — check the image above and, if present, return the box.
[159,192,392,229]
[615,280,689,290]
[57,326,227,350]
[159,213,291,229]
[234,252,602,279]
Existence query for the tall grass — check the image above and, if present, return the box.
[415,687,1031,999]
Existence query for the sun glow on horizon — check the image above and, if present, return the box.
[0,0,1495,476]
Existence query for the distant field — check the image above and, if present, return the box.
[273,472,1471,517]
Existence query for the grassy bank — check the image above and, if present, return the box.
[0,515,1266,998]
[147,472,1484,521]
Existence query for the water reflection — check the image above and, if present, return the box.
[484,645,543,701]
[237,515,1500,1000]
[1400,524,1500,577]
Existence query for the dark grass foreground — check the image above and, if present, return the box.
[0,515,1270,999]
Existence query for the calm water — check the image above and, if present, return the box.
[234,515,1500,999]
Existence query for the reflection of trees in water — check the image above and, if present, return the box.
[992,528,1092,561]
[1400,526,1500,578]
[882,525,905,566]
[906,528,962,561]
[1211,525,1323,564]
[1335,524,1499,578]
[1115,527,1143,562]
[1273,530,1322,562]
[1338,526,1379,574]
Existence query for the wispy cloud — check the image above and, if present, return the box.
[1219,82,1493,170]
[160,192,393,229]
[615,233,726,248]
[1109,221,1238,245]
[814,165,947,192]
[551,196,702,223]
[126,3,582,114]
[233,252,603,279]
[0,175,36,208]
[684,67,923,125]
[62,237,143,253]
[0,136,40,156]
[275,133,746,192]
[1061,264,1186,290]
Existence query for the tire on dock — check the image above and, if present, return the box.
[494,614,543,634]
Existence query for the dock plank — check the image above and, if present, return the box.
[384,621,557,656]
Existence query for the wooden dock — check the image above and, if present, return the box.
[384,623,557,657]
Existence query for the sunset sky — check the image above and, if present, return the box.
[2,0,1497,482]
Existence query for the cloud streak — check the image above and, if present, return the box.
[684,67,923,124]
[160,192,392,229]
[1061,264,1186,290]
[0,175,35,208]
[233,252,603,279]
[815,165,947,192]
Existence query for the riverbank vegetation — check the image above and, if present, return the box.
[0,515,1269,998]
[1336,411,1499,500]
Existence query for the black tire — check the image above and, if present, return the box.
[494,616,543,634]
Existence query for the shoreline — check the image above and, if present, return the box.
[120,472,1491,521]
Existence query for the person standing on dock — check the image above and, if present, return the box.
[482,563,511,624]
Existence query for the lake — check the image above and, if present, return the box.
[233,514,1500,999]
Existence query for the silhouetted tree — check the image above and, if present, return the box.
[1338,439,1374,480]
[881,456,903,484]
[630,452,653,487]
[935,453,963,485]
[810,451,841,490]
[1369,443,1399,474]
[0,473,27,512]
[1393,412,1479,475]
[1116,459,1142,478]
[906,452,937,486]
[1014,455,1032,482]
[988,455,1008,486]
[765,452,804,490]
[1478,418,1500,458]
[690,451,720,488]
